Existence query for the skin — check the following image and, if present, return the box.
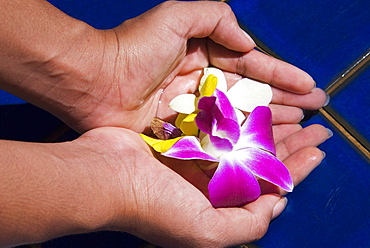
[0,0,330,247]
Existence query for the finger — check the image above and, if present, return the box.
[261,147,325,195]
[272,87,329,110]
[208,42,316,94]
[161,1,255,52]
[270,104,304,124]
[196,194,284,247]
[273,124,302,144]
[275,124,331,161]
[284,147,325,187]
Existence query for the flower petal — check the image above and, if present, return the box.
[213,117,240,145]
[226,78,272,112]
[169,94,196,114]
[235,147,294,192]
[151,117,182,140]
[179,113,199,136]
[213,89,238,121]
[140,134,182,153]
[196,89,238,134]
[162,136,218,162]
[237,106,276,155]
[205,135,234,158]
[199,74,218,97]
[196,95,216,134]
[200,67,227,93]
[197,91,240,145]
[208,152,261,208]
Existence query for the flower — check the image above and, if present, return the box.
[140,68,292,208]
[169,67,273,131]
[162,89,293,208]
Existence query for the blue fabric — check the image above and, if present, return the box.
[47,0,166,29]
[229,0,370,89]
[329,67,370,142]
[0,91,26,105]
[230,0,370,247]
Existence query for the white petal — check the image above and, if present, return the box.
[226,78,272,112]
[168,94,196,114]
[200,67,228,93]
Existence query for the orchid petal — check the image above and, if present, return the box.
[140,134,182,153]
[200,67,227,93]
[169,94,196,114]
[196,96,216,134]
[212,89,238,122]
[201,134,233,159]
[196,91,240,144]
[175,113,187,128]
[234,147,294,192]
[226,78,272,112]
[162,136,218,162]
[208,152,261,208]
[151,117,182,140]
[197,90,238,132]
[179,112,199,136]
[213,118,240,145]
[199,74,217,97]
[206,135,234,158]
[237,106,276,155]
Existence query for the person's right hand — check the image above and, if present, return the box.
[1,1,326,134]
[67,1,326,133]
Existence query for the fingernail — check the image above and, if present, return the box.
[324,93,330,106]
[272,197,288,220]
[321,150,326,160]
[310,81,317,92]
[326,128,333,138]
[241,29,256,47]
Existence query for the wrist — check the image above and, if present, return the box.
[0,0,114,132]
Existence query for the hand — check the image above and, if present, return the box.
[75,124,329,248]
[36,1,327,133]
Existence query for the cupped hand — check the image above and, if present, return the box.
[77,122,330,248]
[60,1,326,133]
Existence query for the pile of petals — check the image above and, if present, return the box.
[141,68,293,208]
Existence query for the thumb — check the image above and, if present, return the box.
[166,1,255,52]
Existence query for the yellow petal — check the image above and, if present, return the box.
[175,113,188,128]
[140,134,182,153]
[200,74,218,97]
[200,67,228,92]
[180,112,199,136]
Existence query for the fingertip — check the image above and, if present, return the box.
[272,197,288,219]
[326,128,333,139]
[324,93,331,106]
[241,29,256,47]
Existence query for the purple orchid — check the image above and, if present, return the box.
[162,89,293,208]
